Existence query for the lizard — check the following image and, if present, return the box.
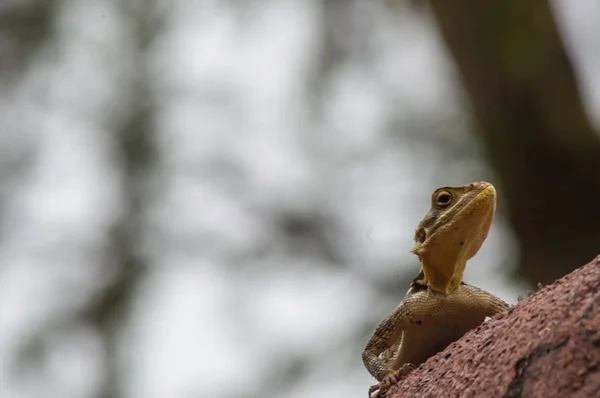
[362,181,510,397]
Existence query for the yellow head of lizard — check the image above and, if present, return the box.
[411,181,496,295]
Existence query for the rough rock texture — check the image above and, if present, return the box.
[386,256,600,398]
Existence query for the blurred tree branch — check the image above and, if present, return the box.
[0,0,54,77]
[81,2,165,397]
[429,0,600,285]
[84,100,157,398]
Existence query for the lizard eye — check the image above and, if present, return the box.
[435,190,453,207]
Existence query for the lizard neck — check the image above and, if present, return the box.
[419,257,466,295]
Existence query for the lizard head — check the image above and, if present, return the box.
[411,181,496,295]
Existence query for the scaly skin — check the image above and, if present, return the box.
[362,182,509,397]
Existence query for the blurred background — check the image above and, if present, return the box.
[1,1,600,397]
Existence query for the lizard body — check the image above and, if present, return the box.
[362,182,509,396]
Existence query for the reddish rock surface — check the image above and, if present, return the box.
[386,256,600,398]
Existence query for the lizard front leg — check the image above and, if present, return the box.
[362,302,410,397]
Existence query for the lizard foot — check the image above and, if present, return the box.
[368,363,416,398]
[517,283,544,302]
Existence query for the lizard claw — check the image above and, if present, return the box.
[368,383,381,398]
[368,364,417,397]
[517,283,545,302]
